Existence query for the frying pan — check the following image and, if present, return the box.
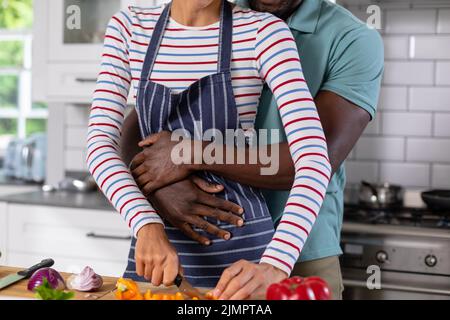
[358,181,404,209]
[421,190,450,211]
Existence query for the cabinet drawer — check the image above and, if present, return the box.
[47,63,100,102]
[47,63,135,104]
[7,204,131,263]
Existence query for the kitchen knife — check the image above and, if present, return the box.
[174,274,205,300]
[0,258,54,290]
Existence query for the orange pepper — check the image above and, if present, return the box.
[205,291,217,300]
[175,292,184,300]
[144,289,153,300]
[152,293,162,300]
[115,278,143,300]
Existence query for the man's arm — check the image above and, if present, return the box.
[132,91,370,192]
[121,109,142,166]
[199,90,370,189]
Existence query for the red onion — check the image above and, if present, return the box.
[27,268,66,291]
[67,266,103,292]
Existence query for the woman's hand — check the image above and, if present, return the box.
[213,260,288,300]
[135,223,180,286]
[131,131,196,194]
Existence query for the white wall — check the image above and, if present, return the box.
[341,0,450,189]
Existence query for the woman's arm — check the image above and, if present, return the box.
[87,12,163,235]
[255,15,331,275]
[87,11,179,286]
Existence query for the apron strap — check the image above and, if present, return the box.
[139,0,232,82]
[217,0,233,74]
[139,2,172,82]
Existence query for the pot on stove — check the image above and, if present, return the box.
[358,181,404,209]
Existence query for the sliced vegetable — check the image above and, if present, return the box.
[34,278,74,300]
[27,267,66,292]
[266,276,331,300]
[115,278,143,300]
[115,278,211,300]
[144,289,153,300]
[67,266,103,292]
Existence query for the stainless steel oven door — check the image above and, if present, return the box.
[342,268,450,300]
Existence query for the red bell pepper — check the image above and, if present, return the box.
[266,276,331,300]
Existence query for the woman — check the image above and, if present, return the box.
[87,0,331,298]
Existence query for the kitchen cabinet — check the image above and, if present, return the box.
[33,0,167,103]
[1,203,132,277]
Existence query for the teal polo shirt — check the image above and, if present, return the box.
[236,0,384,261]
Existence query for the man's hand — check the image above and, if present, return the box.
[131,131,195,195]
[212,260,288,300]
[135,223,180,286]
[149,176,244,245]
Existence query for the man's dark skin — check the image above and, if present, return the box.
[122,88,370,244]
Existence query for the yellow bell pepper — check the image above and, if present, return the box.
[115,278,143,300]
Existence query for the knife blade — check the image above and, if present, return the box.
[0,259,54,290]
[174,274,205,300]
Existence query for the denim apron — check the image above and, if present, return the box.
[124,0,275,288]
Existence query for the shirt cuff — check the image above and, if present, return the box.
[131,211,164,238]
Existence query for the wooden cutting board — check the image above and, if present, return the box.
[0,266,196,300]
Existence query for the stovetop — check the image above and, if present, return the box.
[344,204,450,229]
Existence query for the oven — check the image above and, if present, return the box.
[340,207,450,300]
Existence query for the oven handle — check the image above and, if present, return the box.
[343,279,450,296]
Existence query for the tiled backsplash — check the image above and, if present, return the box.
[341,0,450,189]
[62,0,450,190]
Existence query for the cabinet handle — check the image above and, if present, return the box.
[75,78,97,83]
[86,232,131,241]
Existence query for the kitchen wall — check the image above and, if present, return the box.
[60,0,450,190]
[340,0,450,189]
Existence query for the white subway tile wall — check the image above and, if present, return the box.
[432,164,450,188]
[341,1,450,188]
[63,2,450,189]
[384,9,436,34]
[378,86,408,110]
[436,62,450,85]
[438,9,450,33]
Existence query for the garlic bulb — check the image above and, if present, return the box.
[67,266,103,292]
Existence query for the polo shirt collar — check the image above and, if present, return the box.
[287,0,321,34]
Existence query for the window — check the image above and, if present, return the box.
[0,0,46,157]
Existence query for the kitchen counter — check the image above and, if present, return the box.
[0,174,42,186]
[0,190,112,211]
[0,266,186,300]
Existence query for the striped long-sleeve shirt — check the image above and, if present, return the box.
[87,4,331,275]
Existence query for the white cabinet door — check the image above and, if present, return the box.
[48,0,122,62]
[7,204,131,276]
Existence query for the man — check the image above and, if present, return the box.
[121,0,383,299]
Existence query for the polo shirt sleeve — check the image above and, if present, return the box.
[320,26,384,119]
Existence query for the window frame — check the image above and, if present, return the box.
[0,29,47,140]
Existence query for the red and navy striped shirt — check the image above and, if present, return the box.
[87,4,331,275]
